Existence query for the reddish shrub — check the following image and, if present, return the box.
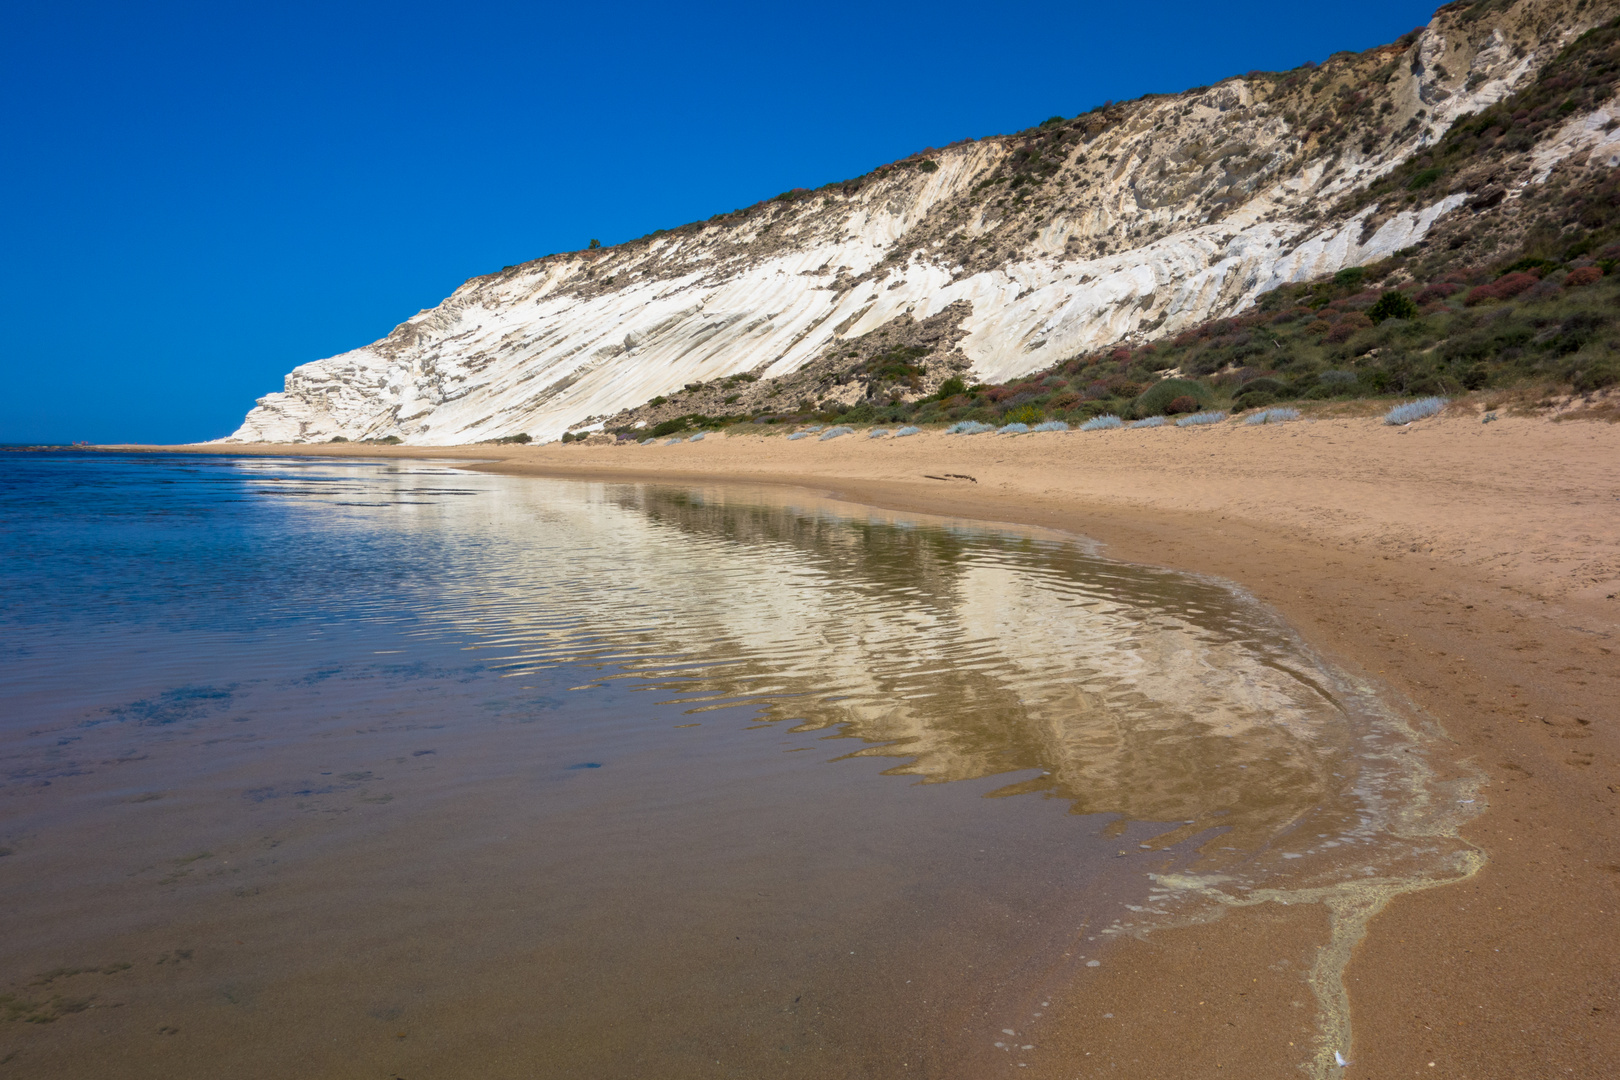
[984,386,1014,403]
[1415,282,1461,305]
[1494,271,1541,297]
[1164,395,1202,415]
[1326,313,1374,342]
[1306,319,1334,336]
[1048,390,1081,410]
[1110,347,1132,362]
[1463,271,1538,305]
[1566,265,1604,287]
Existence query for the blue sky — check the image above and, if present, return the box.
[0,0,1442,444]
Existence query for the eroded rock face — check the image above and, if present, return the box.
[226,0,1613,445]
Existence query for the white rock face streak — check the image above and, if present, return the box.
[225,0,1605,444]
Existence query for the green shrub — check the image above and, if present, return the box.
[935,375,968,399]
[1368,290,1420,323]
[1406,167,1443,191]
[1132,378,1212,417]
[1233,377,1288,399]
[1003,404,1043,425]
[1574,360,1619,393]
[650,417,690,437]
[1333,266,1367,288]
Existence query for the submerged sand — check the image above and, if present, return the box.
[113,412,1620,1077]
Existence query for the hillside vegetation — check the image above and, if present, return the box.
[597,14,1620,441]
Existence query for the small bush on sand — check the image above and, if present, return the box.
[787,431,811,441]
[1129,416,1166,428]
[1175,411,1227,427]
[868,428,889,438]
[1244,407,1301,425]
[1030,420,1069,432]
[998,422,1031,434]
[1383,397,1447,424]
[819,426,853,440]
[1080,414,1123,431]
[947,420,995,434]
[895,426,921,437]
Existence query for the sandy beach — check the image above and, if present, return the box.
[116,411,1620,1078]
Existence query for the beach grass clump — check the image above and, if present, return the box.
[868,428,889,438]
[1129,416,1166,429]
[1383,397,1447,425]
[895,426,921,437]
[1080,414,1124,431]
[947,420,996,434]
[688,432,707,441]
[787,431,811,441]
[639,437,657,445]
[997,422,1031,434]
[803,424,825,433]
[1030,420,1069,432]
[819,425,854,440]
[1244,407,1302,425]
[664,438,683,445]
[1175,411,1228,427]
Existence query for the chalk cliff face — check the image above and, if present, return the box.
[226,0,1615,444]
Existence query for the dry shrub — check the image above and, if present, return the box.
[1164,395,1202,415]
[1326,312,1374,342]
[1566,266,1604,288]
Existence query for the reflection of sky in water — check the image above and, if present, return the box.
[1,453,1468,902]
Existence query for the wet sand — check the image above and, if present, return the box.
[111,414,1620,1077]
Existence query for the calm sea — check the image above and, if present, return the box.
[0,453,1471,1078]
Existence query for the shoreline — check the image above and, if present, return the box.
[101,416,1620,1077]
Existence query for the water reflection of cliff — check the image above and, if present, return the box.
[618,488,1355,845]
[416,480,1372,855]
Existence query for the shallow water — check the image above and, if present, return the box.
[0,454,1476,1077]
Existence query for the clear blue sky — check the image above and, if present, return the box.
[0,0,1442,444]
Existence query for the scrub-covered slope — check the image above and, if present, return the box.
[226,0,1617,445]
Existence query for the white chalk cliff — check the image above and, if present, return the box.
[225,0,1613,444]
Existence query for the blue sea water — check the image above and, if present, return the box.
[0,452,1465,1078]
